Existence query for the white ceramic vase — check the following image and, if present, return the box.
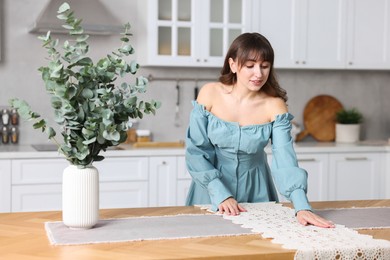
[335,123,361,143]
[62,165,99,229]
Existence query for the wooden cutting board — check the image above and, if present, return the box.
[296,95,343,142]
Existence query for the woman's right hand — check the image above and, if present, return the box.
[218,197,247,215]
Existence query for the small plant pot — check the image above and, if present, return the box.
[335,123,361,143]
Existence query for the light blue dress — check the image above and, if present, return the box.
[185,101,311,213]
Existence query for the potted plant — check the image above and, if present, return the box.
[9,2,160,229]
[335,108,363,143]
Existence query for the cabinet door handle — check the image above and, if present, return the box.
[345,157,368,161]
[298,158,316,162]
[162,161,167,165]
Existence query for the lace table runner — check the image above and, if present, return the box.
[196,202,390,260]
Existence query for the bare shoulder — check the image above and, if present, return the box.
[265,96,288,121]
[196,82,221,111]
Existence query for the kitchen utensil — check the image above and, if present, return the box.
[295,95,343,142]
[194,80,199,100]
[174,82,181,127]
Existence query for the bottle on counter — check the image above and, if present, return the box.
[1,109,10,125]
[136,129,151,142]
[125,128,137,143]
[2,126,9,144]
[10,127,19,144]
[11,109,19,125]
[125,119,139,144]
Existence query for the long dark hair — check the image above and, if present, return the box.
[219,33,287,102]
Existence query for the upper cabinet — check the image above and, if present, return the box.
[137,0,390,69]
[137,0,253,67]
[253,0,390,70]
[253,0,347,69]
[346,0,390,69]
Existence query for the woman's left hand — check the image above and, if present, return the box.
[296,210,335,228]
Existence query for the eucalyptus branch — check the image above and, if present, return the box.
[9,2,161,167]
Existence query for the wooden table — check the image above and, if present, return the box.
[1,200,390,260]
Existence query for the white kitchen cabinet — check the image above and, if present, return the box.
[10,157,149,212]
[95,157,149,209]
[346,0,390,69]
[254,0,390,70]
[273,152,329,203]
[177,156,192,205]
[297,153,329,202]
[12,184,62,212]
[137,0,252,67]
[100,182,149,209]
[149,156,177,206]
[253,0,347,69]
[328,152,386,200]
[0,160,11,213]
[11,159,67,212]
[149,156,192,207]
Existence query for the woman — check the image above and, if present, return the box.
[185,33,334,228]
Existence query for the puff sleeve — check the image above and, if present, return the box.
[270,113,312,213]
[185,101,232,210]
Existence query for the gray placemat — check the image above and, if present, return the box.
[45,214,254,245]
[314,207,390,229]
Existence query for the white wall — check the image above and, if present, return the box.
[1,0,390,145]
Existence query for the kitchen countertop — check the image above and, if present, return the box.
[0,144,186,159]
[0,141,389,159]
[0,200,389,259]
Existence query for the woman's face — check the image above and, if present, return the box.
[230,58,271,92]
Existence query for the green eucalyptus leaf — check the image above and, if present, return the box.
[45,127,56,139]
[77,34,89,42]
[51,96,62,109]
[82,137,96,145]
[33,119,46,129]
[82,88,94,99]
[129,61,139,74]
[62,24,74,30]
[58,2,70,13]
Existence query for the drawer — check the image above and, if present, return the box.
[12,159,67,184]
[12,157,149,184]
[95,157,149,181]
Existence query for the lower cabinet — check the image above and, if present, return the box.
[3,150,387,212]
[177,156,192,206]
[274,153,329,203]
[328,152,386,201]
[297,153,329,202]
[276,151,386,203]
[0,160,11,213]
[149,156,177,207]
[8,155,192,212]
[149,156,192,207]
[10,157,150,212]
[11,158,67,212]
[95,157,149,209]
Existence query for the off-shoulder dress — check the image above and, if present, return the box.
[185,101,311,212]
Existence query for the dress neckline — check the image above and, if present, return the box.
[194,101,275,128]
